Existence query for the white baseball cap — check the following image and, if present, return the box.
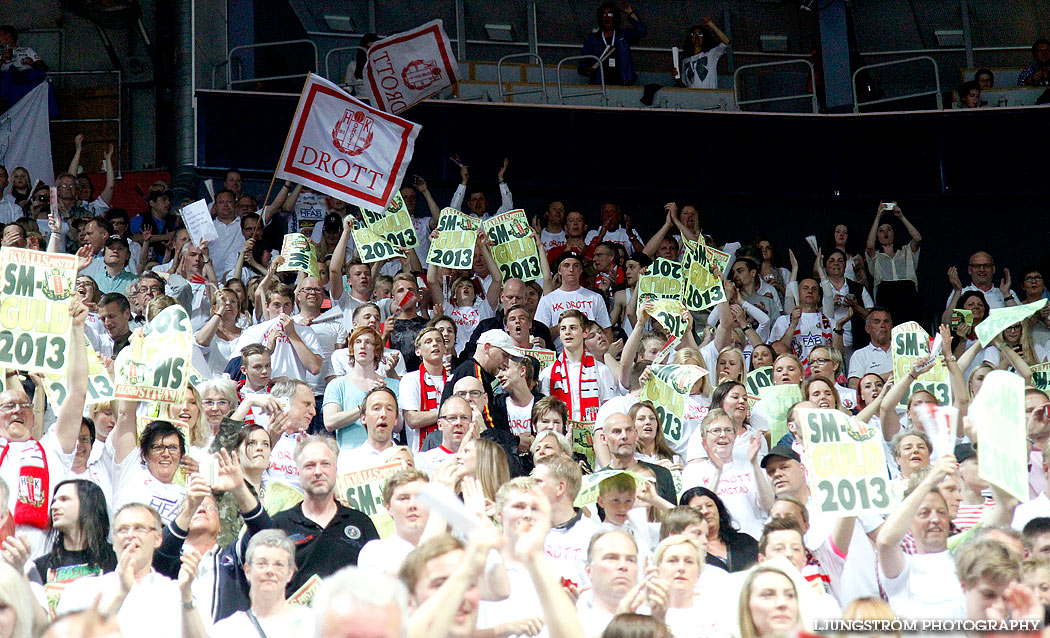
[476,329,526,359]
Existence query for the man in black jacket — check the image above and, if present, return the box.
[461,279,554,359]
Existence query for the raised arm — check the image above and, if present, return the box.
[66,134,84,177]
[641,204,675,258]
[702,17,730,45]
[262,182,292,225]
[99,144,116,205]
[530,229,553,295]
[620,302,650,388]
[477,233,503,310]
[54,299,90,454]
[281,183,302,213]
[112,399,140,464]
[891,204,921,251]
[876,454,957,579]
[865,205,884,258]
[330,217,353,302]
[515,496,585,638]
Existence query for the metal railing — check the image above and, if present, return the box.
[324,46,368,84]
[733,59,818,113]
[496,53,546,103]
[47,70,122,172]
[852,56,942,113]
[226,39,318,89]
[556,55,605,105]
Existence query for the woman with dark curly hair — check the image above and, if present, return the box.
[679,485,758,572]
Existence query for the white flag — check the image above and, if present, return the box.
[0,82,54,186]
[366,19,459,115]
[276,74,421,213]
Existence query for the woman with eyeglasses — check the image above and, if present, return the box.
[806,345,858,411]
[677,18,729,89]
[196,378,240,440]
[195,288,244,377]
[682,409,772,540]
[108,401,189,525]
[181,529,313,638]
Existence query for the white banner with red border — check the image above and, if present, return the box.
[276,73,421,212]
[365,19,459,114]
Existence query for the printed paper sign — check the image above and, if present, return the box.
[798,408,892,516]
[0,247,77,374]
[648,298,688,339]
[276,74,421,211]
[975,299,1048,348]
[352,224,403,263]
[288,574,323,607]
[483,209,542,282]
[1032,362,1050,394]
[114,305,193,403]
[951,309,973,332]
[757,383,803,445]
[43,339,114,410]
[278,233,318,276]
[746,367,775,402]
[681,238,730,311]
[365,19,459,115]
[359,190,418,248]
[336,459,408,534]
[915,404,958,461]
[519,347,556,367]
[637,258,685,311]
[891,322,951,410]
[571,421,595,468]
[264,481,304,516]
[427,208,480,269]
[641,364,708,448]
[970,370,1027,501]
[574,469,646,507]
[180,199,218,246]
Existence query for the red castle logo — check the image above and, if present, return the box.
[332,109,374,156]
[401,59,442,90]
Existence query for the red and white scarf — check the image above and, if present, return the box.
[0,439,49,529]
[416,364,446,451]
[550,352,601,423]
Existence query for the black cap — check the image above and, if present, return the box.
[954,442,977,464]
[552,250,585,271]
[760,445,801,468]
[104,234,129,250]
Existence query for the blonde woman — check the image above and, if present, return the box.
[738,564,802,638]
[653,534,726,638]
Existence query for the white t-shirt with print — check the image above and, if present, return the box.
[505,397,534,436]
[265,433,302,493]
[541,229,567,253]
[535,287,612,332]
[233,317,322,381]
[109,442,186,525]
[448,298,495,356]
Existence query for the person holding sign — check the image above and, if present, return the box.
[108,403,188,526]
[540,310,620,424]
[681,409,772,540]
[876,454,967,619]
[0,296,89,554]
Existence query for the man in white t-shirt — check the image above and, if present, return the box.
[583,203,644,256]
[399,326,447,453]
[331,215,378,331]
[770,278,831,366]
[576,529,638,638]
[539,310,618,423]
[414,397,471,476]
[337,387,398,473]
[57,503,181,638]
[265,379,317,493]
[233,283,322,380]
[0,299,87,554]
[499,356,537,446]
[207,189,245,278]
[876,454,966,619]
[357,469,430,575]
[532,455,600,591]
[945,251,1019,310]
[847,308,894,389]
[536,252,612,344]
[539,201,567,254]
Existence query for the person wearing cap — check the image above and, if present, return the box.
[539,309,619,424]
[534,251,613,341]
[131,187,175,242]
[953,443,992,532]
[90,235,137,295]
[461,280,555,360]
[440,328,522,431]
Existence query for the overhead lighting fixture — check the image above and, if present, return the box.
[935,30,964,47]
[484,24,515,42]
[324,15,355,32]
[760,35,789,52]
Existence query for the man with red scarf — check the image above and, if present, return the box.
[399,326,448,452]
[0,297,89,554]
[538,310,619,424]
